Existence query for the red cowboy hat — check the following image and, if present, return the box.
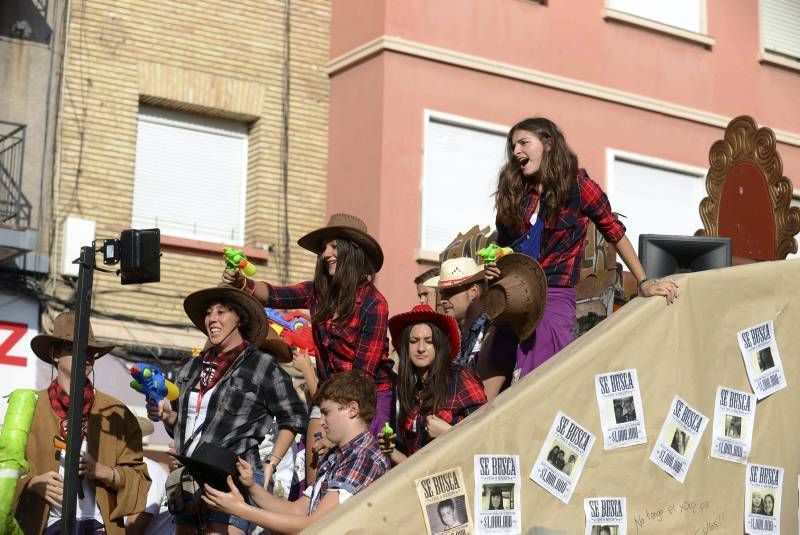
[388,304,460,361]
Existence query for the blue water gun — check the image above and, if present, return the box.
[129,363,180,420]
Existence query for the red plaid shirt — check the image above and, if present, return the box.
[399,364,487,456]
[496,169,626,287]
[265,280,393,392]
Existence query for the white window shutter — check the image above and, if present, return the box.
[132,106,248,244]
[609,157,706,255]
[421,119,506,253]
[607,0,702,33]
[761,0,800,59]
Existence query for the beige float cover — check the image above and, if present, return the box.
[305,260,799,534]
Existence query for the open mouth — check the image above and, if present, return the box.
[518,157,530,168]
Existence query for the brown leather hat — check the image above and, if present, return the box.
[30,312,115,364]
[483,253,548,340]
[259,325,293,364]
[297,213,384,272]
[183,285,268,346]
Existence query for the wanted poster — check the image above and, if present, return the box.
[745,463,783,534]
[584,497,627,535]
[649,396,708,483]
[474,455,521,534]
[710,386,756,464]
[737,320,787,399]
[595,369,646,449]
[416,467,472,535]
[530,411,596,504]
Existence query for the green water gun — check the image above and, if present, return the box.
[381,422,394,439]
[0,389,38,534]
[477,244,513,263]
[224,247,257,277]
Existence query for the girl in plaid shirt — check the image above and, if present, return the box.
[493,117,679,379]
[380,305,487,463]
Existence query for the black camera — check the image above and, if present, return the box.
[101,228,161,284]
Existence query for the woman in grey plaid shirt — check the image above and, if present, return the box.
[150,285,308,534]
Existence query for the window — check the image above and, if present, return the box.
[761,0,800,61]
[420,114,507,255]
[131,106,249,244]
[606,150,706,255]
[607,0,704,33]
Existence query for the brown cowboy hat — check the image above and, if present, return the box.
[483,253,548,340]
[260,324,293,364]
[30,312,115,364]
[297,213,384,272]
[388,304,461,361]
[183,285,268,346]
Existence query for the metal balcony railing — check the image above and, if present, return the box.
[0,122,32,227]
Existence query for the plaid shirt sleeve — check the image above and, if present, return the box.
[265,281,314,309]
[351,287,390,381]
[579,172,626,244]
[451,366,487,424]
[261,357,309,432]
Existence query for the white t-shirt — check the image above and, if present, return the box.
[183,386,216,455]
[46,439,103,526]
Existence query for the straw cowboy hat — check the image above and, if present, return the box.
[388,304,461,360]
[426,257,486,290]
[184,285,269,346]
[483,253,548,340]
[30,312,115,364]
[297,213,384,272]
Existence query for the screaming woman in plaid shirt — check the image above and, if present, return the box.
[493,118,679,380]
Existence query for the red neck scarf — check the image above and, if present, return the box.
[199,340,249,395]
[47,378,95,439]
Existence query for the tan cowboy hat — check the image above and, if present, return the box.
[184,285,269,346]
[427,257,486,290]
[297,213,384,272]
[260,325,293,364]
[30,312,115,364]
[483,253,548,340]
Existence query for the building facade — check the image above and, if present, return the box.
[326,0,800,313]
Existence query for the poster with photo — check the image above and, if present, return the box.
[473,455,521,534]
[530,411,596,504]
[744,463,783,534]
[595,369,646,449]
[584,497,627,535]
[710,386,756,464]
[416,467,473,535]
[649,396,708,483]
[737,320,787,399]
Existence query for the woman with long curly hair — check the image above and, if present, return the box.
[379,305,487,464]
[493,117,678,379]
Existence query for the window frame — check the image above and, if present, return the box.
[603,0,714,49]
[758,0,800,73]
[417,110,509,262]
[132,106,250,246]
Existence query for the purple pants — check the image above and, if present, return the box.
[369,389,394,436]
[514,287,576,380]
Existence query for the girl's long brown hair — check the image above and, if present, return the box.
[397,322,452,422]
[494,117,578,230]
[312,238,375,325]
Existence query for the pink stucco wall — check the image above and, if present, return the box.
[328,0,800,313]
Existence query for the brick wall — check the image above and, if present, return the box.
[52,0,330,347]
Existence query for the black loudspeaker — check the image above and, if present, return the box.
[120,228,161,284]
[639,234,732,279]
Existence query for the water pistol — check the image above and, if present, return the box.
[266,308,319,357]
[0,389,37,534]
[223,247,257,277]
[381,422,394,440]
[129,363,180,420]
[477,243,514,264]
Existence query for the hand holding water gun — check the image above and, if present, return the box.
[267,309,318,356]
[129,363,179,421]
[223,247,257,277]
[477,243,514,264]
